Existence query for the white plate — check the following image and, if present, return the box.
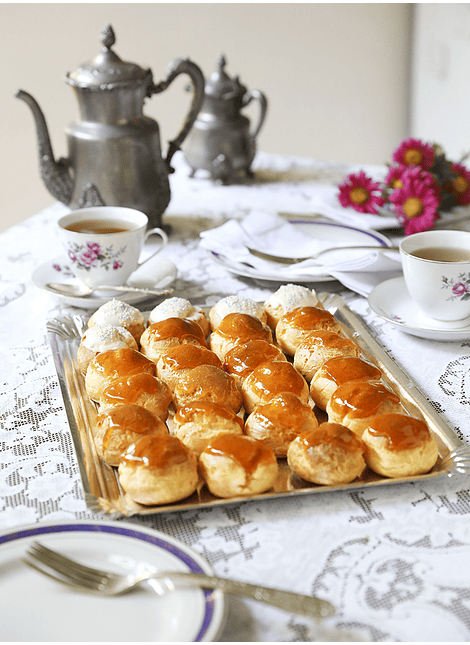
[368,277,470,341]
[207,220,392,283]
[32,256,177,308]
[0,520,225,642]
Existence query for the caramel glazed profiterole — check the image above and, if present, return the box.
[79,286,438,506]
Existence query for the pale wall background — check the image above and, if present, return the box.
[2,3,414,232]
[412,3,470,163]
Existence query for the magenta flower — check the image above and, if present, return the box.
[401,166,441,203]
[113,260,123,270]
[392,137,435,170]
[67,250,77,263]
[452,282,468,297]
[52,264,62,272]
[389,169,440,235]
[338,171,385,214]
[447,163,470,205]
[385,164,408,190]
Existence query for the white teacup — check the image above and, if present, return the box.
[400,229,470,327]
[57,207,168,289]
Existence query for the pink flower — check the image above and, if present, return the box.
[392,137,435,171]
[67,250,77,263]
[447,163,470,205]
[52,264,62,272]
[79,250,99,267]
[385,164,408,190]
[338,171,385,214]
[389,169,440,235]
[86,242,101,255]
[113,261,123,270]
[401,166,441,202]
[452,283,468,297]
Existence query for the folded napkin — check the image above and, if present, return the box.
[200,211,403,297]
[308,184,397,230]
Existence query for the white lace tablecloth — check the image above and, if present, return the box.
[2,152,470,642]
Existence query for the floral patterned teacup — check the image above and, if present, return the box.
[57,207,168,289]
[400,230,470,327]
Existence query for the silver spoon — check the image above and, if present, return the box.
[44,282,174,298]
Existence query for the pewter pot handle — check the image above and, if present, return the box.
[243,89,268,141]
[150,58,205,173]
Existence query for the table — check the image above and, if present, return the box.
[2,152,470,642]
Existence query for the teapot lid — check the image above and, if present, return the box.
[66,24,151,90]
[205,54,246,99]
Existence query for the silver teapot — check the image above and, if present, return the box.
[183,54,268,184]
[16,24,205,228]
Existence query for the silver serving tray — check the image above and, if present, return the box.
[46,294,470,518]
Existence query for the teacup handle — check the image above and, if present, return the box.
[137,227,169,268]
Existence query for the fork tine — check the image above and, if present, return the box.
[22,557,98,592]
[26,552,104,591]
[27,542,109,587]
[30,542,109,578]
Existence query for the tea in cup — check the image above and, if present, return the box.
[57,207,168,289]
[400,230,470,326]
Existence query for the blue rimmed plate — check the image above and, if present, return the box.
[206,219,392,283]
[0,520,225,642]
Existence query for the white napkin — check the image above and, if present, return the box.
[307,184,398,229]
[200,211,403,297]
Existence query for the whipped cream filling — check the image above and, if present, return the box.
[82,325,135,352]
[90,299,144,327]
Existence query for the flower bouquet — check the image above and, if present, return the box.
[338,138,470,235]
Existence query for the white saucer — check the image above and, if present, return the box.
[368,277,470,341]
[0,520,225,642]
[206,219,392,283]
[32,256,177,308]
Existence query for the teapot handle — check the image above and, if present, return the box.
[150,58,205,173]
[242,90,268,141]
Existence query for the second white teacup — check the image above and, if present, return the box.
[400,229,470,326]
[57,207,168,289]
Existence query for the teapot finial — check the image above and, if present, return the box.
[217,54,227,72]
[101,24,116,50]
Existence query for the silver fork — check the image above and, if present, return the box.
[24,542,335,619]
[247,245,400,264]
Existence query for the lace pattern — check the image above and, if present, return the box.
[1,153,470,641]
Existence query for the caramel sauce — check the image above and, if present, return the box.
[299,422,364,453]
[255,392,314,432]
[205,434,273,473]
[146,318,208,346]
[320,356,381,384]
[94,348,156,379]
[175,365,243,411]
[159,344,221,371]
[101,373,163,405]
[223,340,283,378]
[97,404,163,452]
[367,413,431,451]
[216,313,272,343]
[121,434,189,469]
[174,401,244,428]
[280,306,338,330]
[249,361,306,398]
[299,329,354,350]
[329,381,400,419]
[99,404,160,432]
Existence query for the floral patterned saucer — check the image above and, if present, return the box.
[32,255,177,308]
[368,276,470,341]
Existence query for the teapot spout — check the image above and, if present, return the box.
[16,89,74,205]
